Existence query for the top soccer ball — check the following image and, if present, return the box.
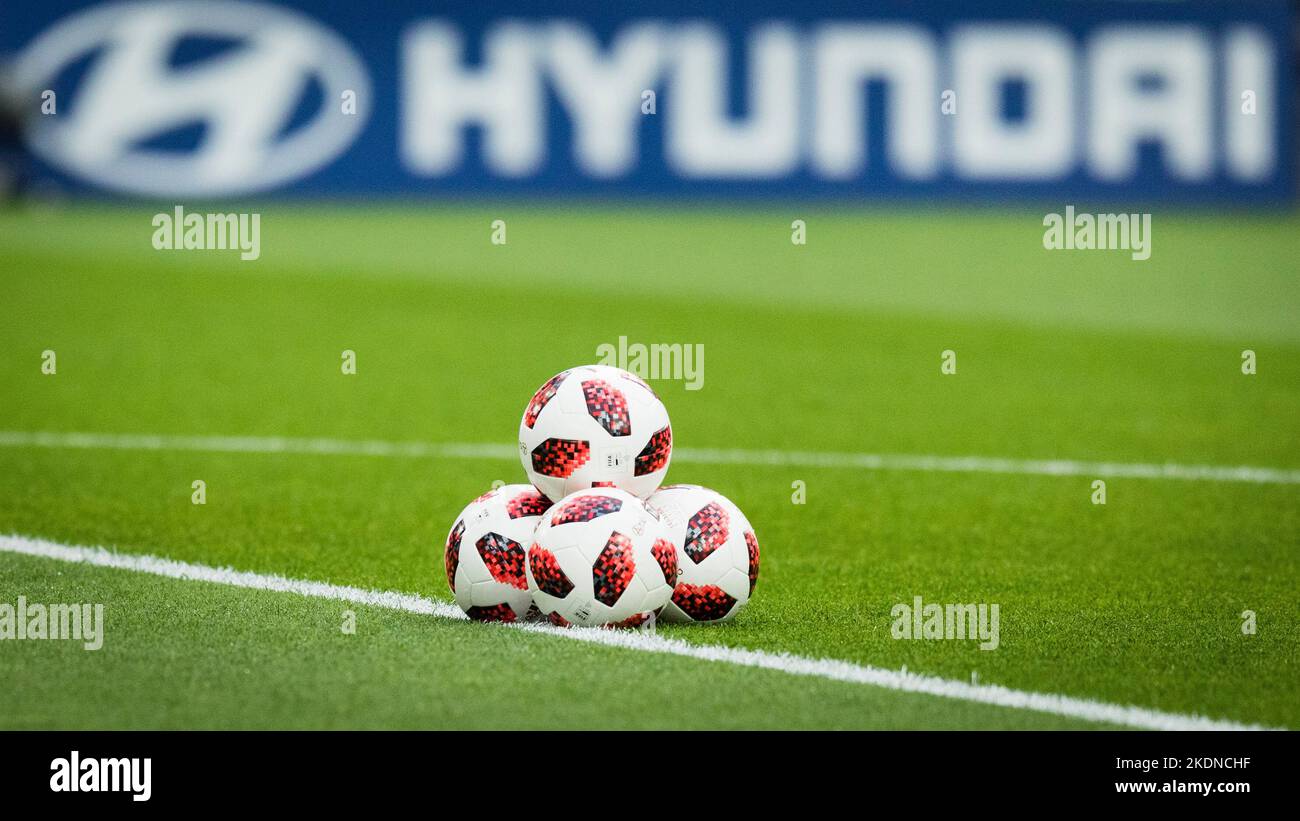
[518,365,672,502]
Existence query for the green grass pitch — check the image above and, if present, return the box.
[1,203,1297,729]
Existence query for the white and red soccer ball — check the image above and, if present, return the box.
[646,484,760,623]
[518,365,672,502]
[444,484,553,622]
[526,487,678,628]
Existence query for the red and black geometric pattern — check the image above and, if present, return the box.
[582,379,631,437]
[605,611,652,630]
[683,502,729,564]
[475,532,528,590]
[506,488,552,519]
[592,531,635,606]
[444,519,464,589]
[548,612,572,628]
[745,531,759,595]
[523,371,567,429]
[651,538,679,586]
[531,438,590,478]
[551,493,622,525]
[634,425,671,476]
[672,583,737,621]
[528,543,574,598]
[465,603,517,622]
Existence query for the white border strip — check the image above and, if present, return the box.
[2,430,1298,485]
[0,533,1274,731]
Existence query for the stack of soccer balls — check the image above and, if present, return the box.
[442,364,760,628]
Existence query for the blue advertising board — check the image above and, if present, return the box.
[1,0,1293,201]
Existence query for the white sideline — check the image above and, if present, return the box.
[0,533,1273,731]
[2,429,1299,485]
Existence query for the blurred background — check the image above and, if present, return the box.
[0,0,1293,203]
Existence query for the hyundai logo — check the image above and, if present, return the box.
[13,0,370,197]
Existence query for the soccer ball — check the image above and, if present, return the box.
[518,365,672,502]
[444,484,553,622]
[645,484,759,623]
[526,487,678,628]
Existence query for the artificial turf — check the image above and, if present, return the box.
[1,204,1297,729]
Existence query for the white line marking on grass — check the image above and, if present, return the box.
[0,532,464,620]
[0,430,510,461]
[2,429,1299,485]
[0,532,1274,731]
